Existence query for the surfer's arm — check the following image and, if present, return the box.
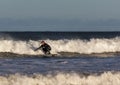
[34,46,42,51]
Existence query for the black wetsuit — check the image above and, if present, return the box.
[35,43,51,54]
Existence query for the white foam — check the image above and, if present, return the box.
[0,37,120,55]
[0,72,120,85]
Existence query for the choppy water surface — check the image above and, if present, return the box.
[0,55,120,75]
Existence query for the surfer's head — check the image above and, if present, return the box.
[41,40,45,44]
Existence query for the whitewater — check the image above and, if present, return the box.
[0,37,120,56]
[0,72,120,85]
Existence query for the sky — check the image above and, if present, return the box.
[0,0,120,31]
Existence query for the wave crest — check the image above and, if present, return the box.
[0,37,120,55]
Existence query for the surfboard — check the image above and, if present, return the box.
[42,54,57,58]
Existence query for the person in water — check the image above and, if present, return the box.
[34,41,51,54]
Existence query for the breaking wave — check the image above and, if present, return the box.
[0,37,120,55]
[0,72,120,85]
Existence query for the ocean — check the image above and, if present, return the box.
[0,32,120,85]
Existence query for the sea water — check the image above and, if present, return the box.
[0,32,120,85]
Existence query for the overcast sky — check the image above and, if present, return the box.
[0,0,120,31]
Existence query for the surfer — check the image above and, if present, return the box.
[34,41,51,55]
